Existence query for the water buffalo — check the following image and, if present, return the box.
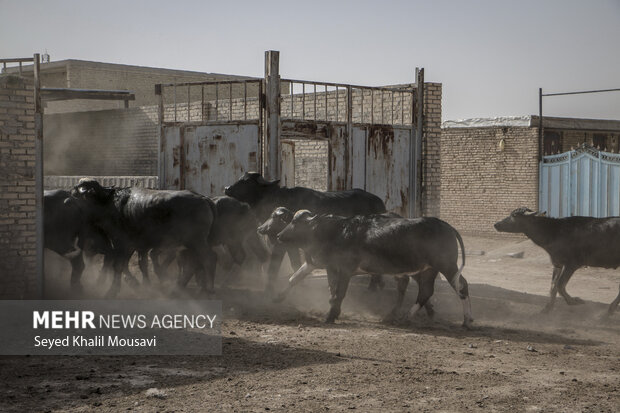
[494,207,620,316]
[224,172,387,292]
[71,179,217,297]
[277,211,473,327]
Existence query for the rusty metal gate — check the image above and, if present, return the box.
[279,78,422,217]
[156,79,263,196]
[157,51,424,217]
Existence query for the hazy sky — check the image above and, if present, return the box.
[1,0,619,121]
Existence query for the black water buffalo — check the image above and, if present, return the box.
[71,179,217,297]
[44,189,86,291]
[258,207,387,299]
[494,207,620,316]
[175,195,270,287]
[44,189,143,293]
[224,172,387,292]
[277,211,473,327]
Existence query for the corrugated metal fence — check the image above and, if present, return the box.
[539,145,620,217]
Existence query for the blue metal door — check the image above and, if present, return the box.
[540,145,620,217]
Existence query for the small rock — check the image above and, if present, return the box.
[229,331,236,335]
[527,345,537,352]
[468,343,477,349]
[507,251,524,259]
[145,388,167,399]
[563,345,574,350]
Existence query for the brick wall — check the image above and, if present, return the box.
[422,83,442,217]
[439,126,539,235]
[0,75,37,298]
[289,139,329,191]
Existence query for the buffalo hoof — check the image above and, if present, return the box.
[566,296,585,305]
[382,310,406,324]
[540,304,553,314]
[324,317,336,324]
[462,318,474,330]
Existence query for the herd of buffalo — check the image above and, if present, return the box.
[44,172,620,327]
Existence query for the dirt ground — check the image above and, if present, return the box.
[2,235,619,412]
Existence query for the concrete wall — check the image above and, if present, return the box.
[0,75,37,298]
[439,126,539,235]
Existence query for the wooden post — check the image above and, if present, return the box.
[264,50,281,180]
[33,53,44,298]
[410,68,424,218]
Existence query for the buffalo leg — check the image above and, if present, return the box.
[543,265,577,313]
[557,267,584,305]
[326,269,352,324]
[286,247,302,274]
[264,243,286,294]
[382,275,410,323]
[607,283,620,316]
[138,250,150,284]
[444,269,473,328]
[151,249,175,282]
[409,269,438,318]
[105,253,131,298]
[272,261,317,303]
[176,249,196,289]
[69,253,85,294]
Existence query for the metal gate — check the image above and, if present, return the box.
[156,79,263,196]
[157,51,424,217]
[279,78,421,217]
[539,144,620,217]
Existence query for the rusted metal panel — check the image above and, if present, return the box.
[351,126,366,189]
[280,140,295,188]
[327,124,349,191]
[365,125,411,216]
[181,123,260,196]
[162,126,181,189]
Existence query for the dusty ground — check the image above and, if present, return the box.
[2,235,619,412]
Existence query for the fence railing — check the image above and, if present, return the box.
[156,79,262,124]
[0,57,35,75]
[281,79,416,126]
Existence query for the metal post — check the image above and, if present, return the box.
[538,88,543,161]
[155,84,165,189]
[33,53,44,298]
[347,85,353,188]
[537,87,543,211]
[264,50,281,180]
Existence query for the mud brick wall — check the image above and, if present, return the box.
[439,126,539,235]
[422,83,442,217]
[0,75,37,298]
[289,139,329,191]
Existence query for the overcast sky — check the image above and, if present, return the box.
[1,0,619,121]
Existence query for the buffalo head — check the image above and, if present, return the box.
[277,209,317,245]
[494,207,546,233]
[257,207,294,238]
[224,172,280,206]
